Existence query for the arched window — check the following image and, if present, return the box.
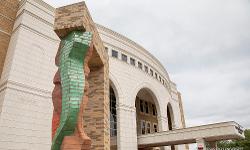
[110,86,117,137]
[135,88,159,136]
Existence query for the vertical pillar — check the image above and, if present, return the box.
[117,103,137,150]
[196,138,206,150]
[54,2,109,150]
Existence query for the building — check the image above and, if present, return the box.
[0,0,244,150]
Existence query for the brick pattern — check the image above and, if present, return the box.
[52,31,93,150]
[0,0,18,78]
[53,2,109,150]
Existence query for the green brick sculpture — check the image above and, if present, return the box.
[51,31,93,150]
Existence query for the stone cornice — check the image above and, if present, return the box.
[12,23,59,43]
[16,9,54,27]
[0,80,52,98]
[19,0,55,18]
[32,0,55,13]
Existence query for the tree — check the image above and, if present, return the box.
[217,129,250,150]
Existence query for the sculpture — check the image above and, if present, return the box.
[52,31,93,150]
[51,2,110,150]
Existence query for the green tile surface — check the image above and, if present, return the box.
[51,31,93,150]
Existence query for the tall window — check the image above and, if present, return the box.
[145,101,149,114]
[150,69,154,76]
[130,58,135,66]
[153,124,158,133]
[152,104,157,116]
[155,73,158,79]
[146,122,151,134]
[122,54,127,62]
[110,87,117,137]
[144,65,148,73]
[138,61,142,69]
[141,120,146,135]
[112,50,118,58]
[140,100,144,112]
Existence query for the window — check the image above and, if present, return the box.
[150,69,154,76]
[130,58,135,66]
[140,100,144,112]
[153,124,158,133]
[146,122,151,134]
[138,61,142,69]
[110,87,117,137]
[145,101,149,114]
[112,50,118,58]
[144,65,148,73]
[152,104,157,116]
[162,79,165,85]
[121,54,127,62]
[141,120,146,135]
[159,76,162,82]
[155,73,158,79]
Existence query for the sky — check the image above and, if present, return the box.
[44,0,250,129]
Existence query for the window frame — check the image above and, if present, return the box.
[146,122,151,134]
[152,104,157,116]
[145,101,149,114]
[138,61,143,69]
[141,120,146,135]
[150,69,154,76]
[130,57,135,66]
[153,123,158,133]
[139,99,144,113]
[111,50,118,58]
[121,53,128,62]
[155,72,158,79]
[144,65,148,73]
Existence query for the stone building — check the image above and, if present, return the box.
[0,0,244,150]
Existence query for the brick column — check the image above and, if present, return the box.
[53,2,109,150]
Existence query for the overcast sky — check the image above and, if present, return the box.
[44,0,250,129]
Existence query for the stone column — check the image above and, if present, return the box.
[157,115,168,132]
[196,138,206,150]
[158,116,170,150]
[117,102,138,150]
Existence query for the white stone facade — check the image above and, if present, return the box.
[0,0,186,150]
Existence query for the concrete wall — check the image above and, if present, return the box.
[0,0,59,149]
[99,24,186,149]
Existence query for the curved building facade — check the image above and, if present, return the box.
[0,0,187,150]
[96,24,186,150]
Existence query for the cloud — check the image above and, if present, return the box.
[44,0,250,128]
[89,0,250,129]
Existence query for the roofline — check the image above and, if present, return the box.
[95,23,171,82]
